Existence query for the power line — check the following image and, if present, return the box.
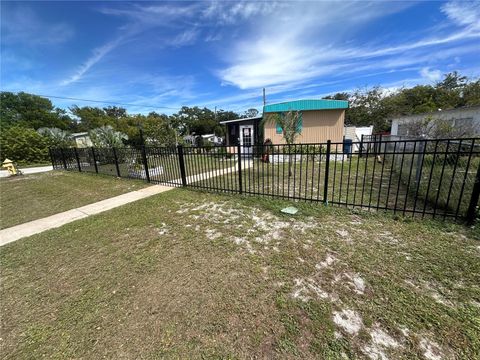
[2,89,263,114]
[1,91,180,110]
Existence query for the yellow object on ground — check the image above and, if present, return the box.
[1,159,20,176]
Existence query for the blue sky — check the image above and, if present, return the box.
[1,1,479,114]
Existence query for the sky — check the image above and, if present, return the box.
[1,1,479,115]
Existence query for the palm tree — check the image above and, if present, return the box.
[89,125,128,148]
[37,127,73,148]
[261,110,302,176]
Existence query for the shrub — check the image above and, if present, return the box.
[0,126,50,164]
[37,127,74,148]
[271,144,325,155]
[89,125,128,147]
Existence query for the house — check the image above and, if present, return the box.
[220,99,349,151]
[183,134,223,146]
[263,99,349,144]
[72,132,93,148]
[183,135,196,146]
[344,125,374,152]
[390,105,480,137]
[201,134,223,145]
[219,115,263,147]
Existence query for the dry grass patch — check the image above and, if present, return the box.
[1,188,479,359]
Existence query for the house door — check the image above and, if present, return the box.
[239,125,254,156]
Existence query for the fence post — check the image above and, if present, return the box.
[376,134,383,155]
[323,140,331,204]
[74,147,82,172]
[91,147,98,173]
[112,147,121,177]
[415,139,426,190]
[141,146,150,183]
[359,134,364,157]
[466,164,480,225]
[60,148,67,170]
[237,144,243,194]
[177,145,187,186]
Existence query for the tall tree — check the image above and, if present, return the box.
[103,106,127,119]
[323,92,349,101]
[244,108,259,118]
[323,71,480,132]
[436,71,468,90]
[463,80,480,106]
[143,112,176,147]
[70,106,114,131]
[0,91,73,130]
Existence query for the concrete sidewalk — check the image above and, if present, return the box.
[0,185,171,247]
[0,165,53,178]
[0,159,254,247]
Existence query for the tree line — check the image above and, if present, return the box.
[0,93,257,163]
[1,71,479,164]
[325,71,480,132]
[0,92,254,146]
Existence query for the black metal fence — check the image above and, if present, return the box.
[50,137,480,224]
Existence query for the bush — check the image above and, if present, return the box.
[89,125,128,147]
[37,127,74,148]
[0,126,50,164]
[271,144,325,155]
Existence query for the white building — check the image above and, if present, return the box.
[390,106,480,137]
[201,134,223,145]
[344,125,374,152]
[72,132,93,148]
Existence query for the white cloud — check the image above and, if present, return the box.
[202,1,281,24]
[217,2,412,89]
[1,6,73,45]
[217,1,480,91]
[205,33,222,42]
[168,29,199,47]
[61,36,125,86]
[61,2,203,86]
[441,1,480,31]
[420,67,442,82]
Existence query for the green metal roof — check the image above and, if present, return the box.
[264,99,349,113]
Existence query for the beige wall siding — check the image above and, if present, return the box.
[264,109,345,144]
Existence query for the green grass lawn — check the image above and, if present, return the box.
[1,187,479,359]
[64,146,479,219]
[0,171,147,229]
[192,154,478,219]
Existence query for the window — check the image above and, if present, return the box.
[275,112,303,134]
[276,122,282,134]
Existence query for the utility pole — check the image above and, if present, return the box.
[263,88,266,106]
